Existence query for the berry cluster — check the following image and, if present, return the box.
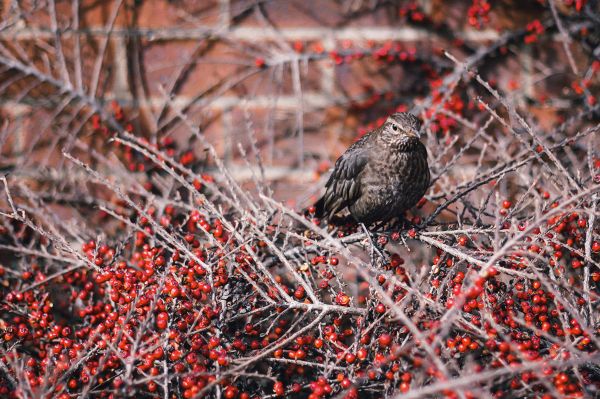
[1,162,598,398]
[1,1,600,399]
[467,0,492,29]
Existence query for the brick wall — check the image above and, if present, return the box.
[0,0,592,204]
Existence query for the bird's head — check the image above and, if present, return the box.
[383,112,422,139]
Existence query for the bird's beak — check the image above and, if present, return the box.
[408,128,421,139]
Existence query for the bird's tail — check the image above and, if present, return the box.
[308,196,354,226]
[312,196,326,219]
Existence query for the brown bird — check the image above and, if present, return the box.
[314,112,430,226]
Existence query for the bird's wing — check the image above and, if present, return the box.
[322,136,370,216]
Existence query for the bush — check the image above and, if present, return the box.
[0,1,599,398]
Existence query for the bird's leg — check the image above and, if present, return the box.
[372,220,388,231]
[396,214,409,230]
[360,223,389,265]
[392,214,416,231]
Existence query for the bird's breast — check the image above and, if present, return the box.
[363,148,429,201]
[345,132,429,224]
[376,150,425,182]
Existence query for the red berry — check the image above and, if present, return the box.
[224,386,238,399]
[255,57,266,68]
[274,381,284,396]
[378,334,392,347]
[336,292,351,306]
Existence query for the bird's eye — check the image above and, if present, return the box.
[392,124,398,131]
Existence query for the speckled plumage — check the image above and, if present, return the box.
[315,112,430,225]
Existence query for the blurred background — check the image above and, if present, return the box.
[0,0,598,208]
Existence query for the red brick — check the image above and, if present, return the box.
[333,55,413,99]
[74,0,129,28]
[232,51,323,96]
[140,38,323,100]
[141,39,243,98]
[225,107,348,168]
[231,0,345,28]
[72,0,220,29]
[150,104,226,158]
[0,107,65,168]
[0,35,105,97]
[134,0,221,28]
[343,4,406,28]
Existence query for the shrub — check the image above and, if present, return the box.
[0,1,599,398]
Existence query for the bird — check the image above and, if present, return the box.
[313,112,430,226]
